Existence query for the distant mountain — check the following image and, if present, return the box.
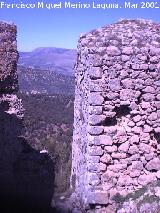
[18,47,76,76]
[17,66,75,95]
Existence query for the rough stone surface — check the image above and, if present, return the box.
[71,19,160,212]
[0,22,18,93]
[146,158,160,171]
[92,135,113,146]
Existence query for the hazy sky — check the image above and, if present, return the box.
[0,0,160,51]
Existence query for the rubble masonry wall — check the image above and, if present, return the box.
[71,19,160,211]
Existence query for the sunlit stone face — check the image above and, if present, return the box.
[71,19,160,211]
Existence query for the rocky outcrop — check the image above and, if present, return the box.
[0,21,54,213]
[71,19,160,212]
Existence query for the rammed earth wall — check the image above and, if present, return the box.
[71,20,160,211]
[0,22,55,212]
[0,22,19,92]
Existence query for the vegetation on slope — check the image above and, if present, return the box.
[17,66,75,95]
[19,93,74,194]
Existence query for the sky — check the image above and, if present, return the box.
[0,0,160,51]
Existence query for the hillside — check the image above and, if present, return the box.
[17,66,75,95]
[19,93,74,194]
[17,47,75,195]
[18,47,76,76]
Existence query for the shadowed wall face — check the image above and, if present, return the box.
[72,19,160,211]
[0,22,55,213]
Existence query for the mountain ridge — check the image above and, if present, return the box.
[18,47,76,76]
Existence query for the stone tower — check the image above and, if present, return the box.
[71,20,160,211]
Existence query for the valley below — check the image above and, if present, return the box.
[18,47,75,202]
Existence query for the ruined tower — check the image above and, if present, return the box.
[0,21,23,117]
[0,21,54,212]
[71,20,160,211]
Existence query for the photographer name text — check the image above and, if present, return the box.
[0,1,160,10]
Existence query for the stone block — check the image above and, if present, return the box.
[108,79,121,91]
[156,171,160,179]
[148,112,158,121]
[155,101,160,109]
[104,126,117,134]
[143,86,156,93]
[132,115,141,123]
[150,56,159,63]
[88,173,100,186]
[88,115,106,125]
[140,64,149,70]
[88,54,102,66]
[118,175,134,186]
[132,126,142,134]
[118,141,130,153]
[132,64,140,70]
[143,93,155,101]
[87,191,109,204]
[92,135,113,146]
[143,124,153,133]
[99,163,107,172]
[89,106,103,115]
[144,153,155,161]
[88,67,102,79]
[103,111,116,117]
[149,47,160,56]
[128,145,139,155]
[157,94,160,100]
[89,146,104,156]
[129,135,139,144]
[107,164,127,173]
[122,47,133,55]
[129,170,141,178]
[111,152,127,159]
[105,145,117,153]
[138,173,157,185]
[146,158,160,171]
[101,170,115,182]
[121,55,130,62]
[141,101,151,109]
[88,126,104,135]
[88,93,104,106]
[128,121,135,127]
[100,154,111,164]
[121,79,133,88]
[106,46,121,56]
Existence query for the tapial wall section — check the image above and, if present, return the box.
[0,22,55,212]
[0,21,18,93]
[71,20,160,209]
